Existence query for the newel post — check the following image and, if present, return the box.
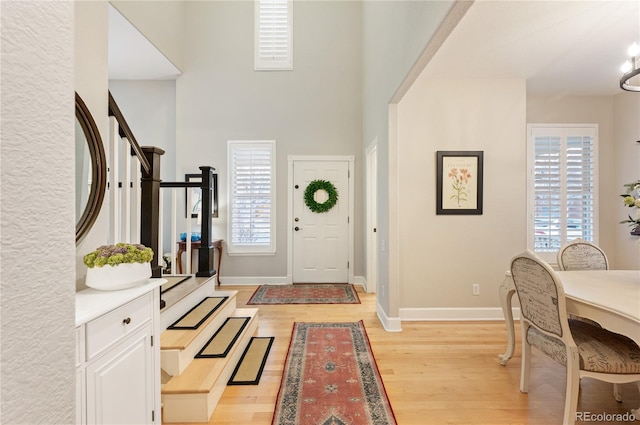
[197,166,217,277]
[140,146,165,278]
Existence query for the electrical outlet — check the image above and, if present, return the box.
[472,284,480,296]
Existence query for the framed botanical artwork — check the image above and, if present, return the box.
[436,151,483,215]
[185,173,218,219]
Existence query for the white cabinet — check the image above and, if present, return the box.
[76,326,85,424]
[76,281,163,425]
[86,324,153,424]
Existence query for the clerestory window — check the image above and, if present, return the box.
[254,0,293,70]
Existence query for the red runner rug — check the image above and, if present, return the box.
[247,284,360,305]
[272,321,396,425]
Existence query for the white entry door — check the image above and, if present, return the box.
[292,159,350,283]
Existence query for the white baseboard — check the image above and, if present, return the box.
[376,300,402,332]
[219,276,368,287]
[219,276,289,286]
[400,307,521,321]
[353,276,366,291]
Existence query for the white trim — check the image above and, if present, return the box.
[526,123,599,263]
[353,275,366,291]
[227,252,276,257]
[219,276,289,286]
[400,307,521,321]
[108,116,120,245]
[376,300,402,332]
[365,139,378,294]
[254,0,293,71]
[287,155,355,284]
[227,140,276,255]
[218,276,366,288]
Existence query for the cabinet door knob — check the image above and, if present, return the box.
[123,317,131,325]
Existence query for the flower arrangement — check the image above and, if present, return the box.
[83,243,154,268]
[620,180,640,231]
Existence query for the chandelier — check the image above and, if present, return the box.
[620,43,640,92]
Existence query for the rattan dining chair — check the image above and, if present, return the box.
[511,250,640,425]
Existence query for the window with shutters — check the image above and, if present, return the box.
[227,140,276,255]
[254,0,293,70]
[527,124,599,263]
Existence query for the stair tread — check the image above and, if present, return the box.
[162,308,258,394]
[160,275,215,313]
[161,291,237,350]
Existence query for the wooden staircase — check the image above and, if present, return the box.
[159,276,259,423]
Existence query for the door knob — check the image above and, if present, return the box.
[294,226,300,231]
[295,217,299,222]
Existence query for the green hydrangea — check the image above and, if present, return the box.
[83,243,154,268]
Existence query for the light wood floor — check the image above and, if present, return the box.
[166,285,639,425]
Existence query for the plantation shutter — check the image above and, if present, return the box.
[228,141,276,254]
[532,133,562,252]
[255,0,292,70]
[528,125,598,262]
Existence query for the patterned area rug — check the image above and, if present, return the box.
[272,321,396,425]
[247,284,360,305]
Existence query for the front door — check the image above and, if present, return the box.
[292,159,350,283]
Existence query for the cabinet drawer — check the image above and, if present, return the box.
[85,292,152,360]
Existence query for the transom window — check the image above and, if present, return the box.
[527,124,599,263]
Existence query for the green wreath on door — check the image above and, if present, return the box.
[304,179,339,213]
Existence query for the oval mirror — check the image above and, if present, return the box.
[75,92,107,243]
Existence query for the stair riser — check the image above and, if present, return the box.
[161,393,209,423]
[161,298,237,376]
[160,279,216,331]
[162,311,258,423]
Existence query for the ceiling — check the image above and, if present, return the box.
[424,0,640,96]
[108,5,181,80]
[108,1,640,95]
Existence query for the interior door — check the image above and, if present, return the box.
[292,160,349,283]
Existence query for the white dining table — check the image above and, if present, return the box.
[498,269,640,366]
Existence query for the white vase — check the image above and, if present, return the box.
[85,262,152,291]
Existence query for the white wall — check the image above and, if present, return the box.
[75,1,110,290]
[176,1,363,280]
[108,81,177,182]
[527,94,640,270]
[362,0,455,317]
[109,80,178,255]
[613,92,640,269]
[0,2,75,422]
[394,77,527,315]
[527,95,615,263]
[110,0,185,71]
